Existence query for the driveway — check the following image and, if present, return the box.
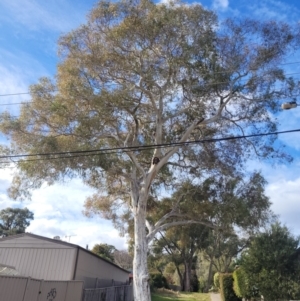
[210,293,222,301]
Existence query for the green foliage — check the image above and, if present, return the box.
[232,268,249,298]
[150,221,210,291]
[91,243,116,262]
[198,277,206,293]
[241,222,300,300]
[150,273,169,290]
[0,207,34,236]
[213,272,220,289]
[219,273,241,301]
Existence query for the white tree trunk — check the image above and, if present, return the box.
[133,193,151,301]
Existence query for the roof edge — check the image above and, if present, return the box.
[0,233,130,274]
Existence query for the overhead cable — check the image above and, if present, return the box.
[0,128,299,165]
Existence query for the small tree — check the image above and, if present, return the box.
[0,207,34,236]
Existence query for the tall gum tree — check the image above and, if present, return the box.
[0,1,300,300]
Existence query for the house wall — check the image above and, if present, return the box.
[0,236,76,280]
[75,249,129,283]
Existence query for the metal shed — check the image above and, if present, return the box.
[0,233,129,284]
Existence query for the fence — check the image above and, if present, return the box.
[0,275,83,301]
[82,285,133,301]
[78,276,129,289]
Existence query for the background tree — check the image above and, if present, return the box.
[0,1,299,300]
[240,223,300,300]
[150,173,271,291]
[152,224,209,291]
[203,230,249,291]
[114,249,133,271]
[91,243,116,262]
[0,207,34,236]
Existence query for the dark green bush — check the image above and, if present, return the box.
[219,273,241,301]
[190,272,199,292]
[233,268,249,298]
[150,273,169,290]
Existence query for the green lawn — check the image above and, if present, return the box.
[151,289,211,301]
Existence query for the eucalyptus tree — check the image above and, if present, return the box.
[0,207,34,236]
[91,243,117,262]
[0,0,299,300]
[153,224,209,291]
[151,173,271,291]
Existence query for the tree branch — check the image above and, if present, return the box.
[147,219,215,244]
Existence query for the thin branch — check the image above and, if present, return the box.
[147,219,215,244]
[154,194,184,229]
[145,219,154,234]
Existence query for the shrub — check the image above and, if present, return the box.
[150,273,169,290]
[198,276,206,293]
[214,272,220,289]
[233,267,249,298]
[219,273,241,301]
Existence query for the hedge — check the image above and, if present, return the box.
[219,273,241,301]
[233,267,249,298]
[214,272,220,289]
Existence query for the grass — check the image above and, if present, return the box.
[151,288,211,301]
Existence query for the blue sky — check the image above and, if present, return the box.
[0,0,300,249]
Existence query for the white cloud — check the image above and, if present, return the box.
[0,167,127,250]
[266,177,300,235]
[23,179,127,250]
[212,0,229,10]
[246,157,300,236]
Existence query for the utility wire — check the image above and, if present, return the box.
[1,61,300,100]
[0,128,299,165]
[1,91,300,112]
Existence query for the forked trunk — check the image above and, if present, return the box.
[133,200,151,301]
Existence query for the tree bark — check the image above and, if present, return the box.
[204,260,213,293]
[133,193,151,301]
[175,265,184,291]
[183,261,191,292]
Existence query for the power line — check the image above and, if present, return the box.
[1,91,300,113]
[1,60,300,100]
[0,92,31,97]
[0,128,299,165]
